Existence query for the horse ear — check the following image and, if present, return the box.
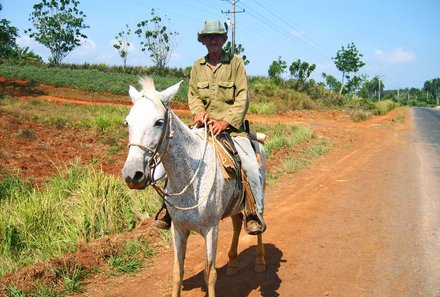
[160,80,183,106]
[129,85,142,103]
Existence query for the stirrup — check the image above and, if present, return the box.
[154,204,171,229]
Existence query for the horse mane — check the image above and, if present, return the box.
[139,76,159,100]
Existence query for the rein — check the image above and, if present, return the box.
[154,123,217,211]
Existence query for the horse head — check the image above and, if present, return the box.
[121,77,182,189]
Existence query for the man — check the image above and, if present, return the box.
[188,19,265,235]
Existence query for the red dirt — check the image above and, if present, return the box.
[0,77,412,296]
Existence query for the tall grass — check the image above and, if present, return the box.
[0,160,161,277]
[251,123,314,158]
[374,99,399,115]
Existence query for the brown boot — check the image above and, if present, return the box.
[245,215,265,235]
[154,204,171,229]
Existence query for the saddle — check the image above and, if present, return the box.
[213,132,258,222]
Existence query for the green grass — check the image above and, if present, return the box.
[251,123,314,158]
[0,160,162,278]
[374,99,400,115]
[107,239,155,275]
[0,64,188,101]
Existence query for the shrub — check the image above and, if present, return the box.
[374,99,399,115]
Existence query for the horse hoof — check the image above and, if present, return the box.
[226,267,239,276]
[254,264,266,273]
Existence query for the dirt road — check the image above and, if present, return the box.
[1,77,438,296]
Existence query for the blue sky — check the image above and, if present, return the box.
[2,0,439,89]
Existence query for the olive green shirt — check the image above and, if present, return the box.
[188,51,248,132]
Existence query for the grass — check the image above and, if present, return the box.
[107,238,155,275]
[0,64,188,101]
[250,123,314,158]
[0,160,162,278]
[269,137,332,181]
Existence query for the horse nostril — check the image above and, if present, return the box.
[133,171,145,182]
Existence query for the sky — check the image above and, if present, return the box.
[2,0,440,90]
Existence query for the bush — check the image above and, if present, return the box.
[374,99,399,115]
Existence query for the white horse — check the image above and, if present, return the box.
[121,77,266,297]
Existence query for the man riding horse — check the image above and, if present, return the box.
[155,19,265,235]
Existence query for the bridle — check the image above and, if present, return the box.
[128,107,173,174]
[127,96,215,210]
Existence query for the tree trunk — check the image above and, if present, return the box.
[339,72,345,95]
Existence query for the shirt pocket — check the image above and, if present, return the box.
[218,81,235,103]
[197,81,210,100]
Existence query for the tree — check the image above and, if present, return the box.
[289,59,316,81]
[333,42,365,94]
[135,9,178,69]
[289,59,316,90]
[26,0,89,64]
[0,4,19,59]
[268,56,287,80]
[423,78,440,105]
[113,24,131,68]
[224,41,249,65]
[322,72,342,93]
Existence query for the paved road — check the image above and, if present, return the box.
[410,108,440,296]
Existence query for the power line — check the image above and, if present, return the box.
[237,1,332,63]
[253,0,334,57]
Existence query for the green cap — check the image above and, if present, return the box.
[198,19,228,40]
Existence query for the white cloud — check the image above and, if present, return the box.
[72,38,97,57]
[374,47,415,64]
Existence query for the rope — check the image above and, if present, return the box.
[152,120,218,211]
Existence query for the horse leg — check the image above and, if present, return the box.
[171,225,190,297]
[255,233,266,273]
[204,225,219,297]
[226,213,243,276]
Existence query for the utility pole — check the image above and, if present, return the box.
[377,75,384,101]
[222,0,245,55]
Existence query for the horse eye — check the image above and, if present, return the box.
[124,120,128,127]
[154,119,164,127]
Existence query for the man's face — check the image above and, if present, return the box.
[200,34,227,53]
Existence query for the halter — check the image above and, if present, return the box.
[128,107,173,173]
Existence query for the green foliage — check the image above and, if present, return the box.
[251,123,313,158]
[333,42,365,94]
[0,14,19,59]
[0,160,162,277]
[289,59,316,87]
[374,99,399,115]
[26,0,89,64]
[249,76,318,112]
[135,8,178,69]
[0,64,188,100]
[268,56,287,82]
[107,239,155,275]
[113,24,131,68]
[224,42,250,65]
[322,72,342,93]
[423,77,440,105]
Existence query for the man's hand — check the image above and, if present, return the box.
[194,111,208,127]
[208,119,229,136]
